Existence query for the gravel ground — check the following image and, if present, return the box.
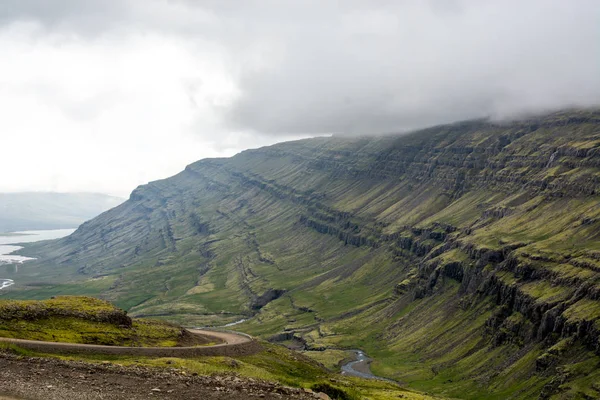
[0,352,326,400]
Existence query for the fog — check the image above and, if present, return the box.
[0,0,598,195]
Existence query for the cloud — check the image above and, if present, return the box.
[220,0,600,134]
[0,0,598,195]
[0,18,250,196]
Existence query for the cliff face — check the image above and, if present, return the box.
[9,110,600,399]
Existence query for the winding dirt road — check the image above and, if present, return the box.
[188,328,251,345]
[0,330,328,399]
[0,329,260,357]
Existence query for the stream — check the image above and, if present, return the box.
[340,350,396,383]
[203,317,394,384]
[208,317,394,384]
[222,318,248,327]
[192,317,250,331]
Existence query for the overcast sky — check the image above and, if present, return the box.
[1,0,599,197]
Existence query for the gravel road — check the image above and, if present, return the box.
[0,329,260,357]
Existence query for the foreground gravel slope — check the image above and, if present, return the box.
[0,352,321,400]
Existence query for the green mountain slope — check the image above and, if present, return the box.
[6,110,600,399]
[0,192,124,232]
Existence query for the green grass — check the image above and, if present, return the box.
[0,341,442,400]
[0,296,125,318]
[0,296,208,347]
[563,298,600,322]
[0,317,193,347]
[303,349,354,371]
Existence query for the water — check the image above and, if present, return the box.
[0,244,35,264]
[223,318,248,327]
[0,229,75,289]
[341,350,397,383]
[0,279,14,290]
[341,350,374,379]
[546,151,558,168]
[0,229,76,246]
[193,318,250,330]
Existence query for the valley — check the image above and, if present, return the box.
[3,110,600,398]
[0,296,432,400]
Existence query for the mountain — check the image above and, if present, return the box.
[0,192,124,232]
[8,110,600,399]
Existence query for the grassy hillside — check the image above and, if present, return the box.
[0,296,211,347]
[0,296,438,400]
[5,110,600,398]
[0,192,123,232]
[1,340,441,400]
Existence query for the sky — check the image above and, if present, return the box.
[0,0,599,197]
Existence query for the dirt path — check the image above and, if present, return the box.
[0,330,318,399]
[188,329,251,345]
[0,329,260,357]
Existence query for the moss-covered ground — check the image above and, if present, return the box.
[0,296,209,347]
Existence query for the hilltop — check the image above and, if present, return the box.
[0,296,212,347]
[6,110,600,398]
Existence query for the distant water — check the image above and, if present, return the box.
[223,318,248,327]
[0,244,34,264]
[0,229,75,246]
[0,229,75,290]
[0,279,14,290]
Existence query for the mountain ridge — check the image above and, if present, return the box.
[8,109,600,399]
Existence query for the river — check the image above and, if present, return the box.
[222,318,248,327]
[0,229,75,290]
[341,350,397,383]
